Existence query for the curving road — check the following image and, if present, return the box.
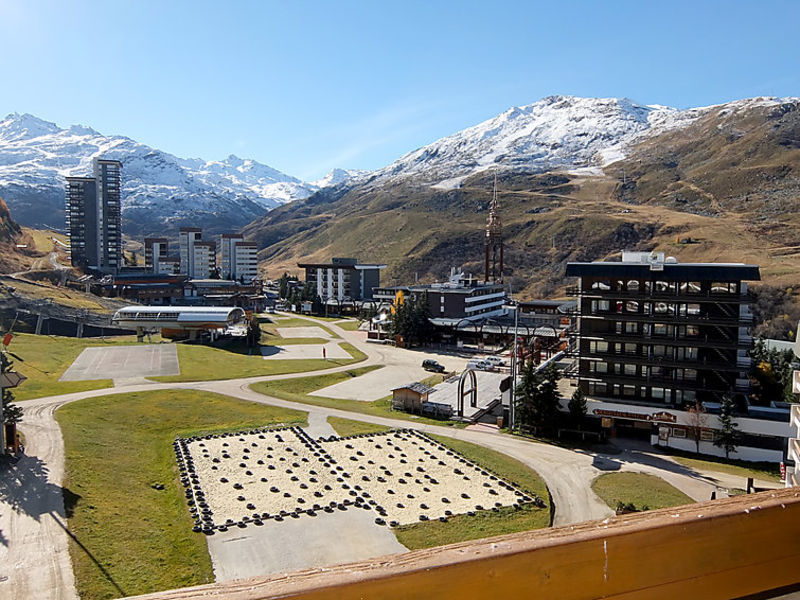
[0,314,761,599]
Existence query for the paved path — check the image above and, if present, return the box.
[206,508,406,582]
[2,312,756,597]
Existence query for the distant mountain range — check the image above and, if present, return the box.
[242,95,800,303]
[0,113,362,236]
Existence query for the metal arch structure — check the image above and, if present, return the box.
[457,368,478,417]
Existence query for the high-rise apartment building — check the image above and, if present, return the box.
[298,258,386,301]
[219,233,258,282]
[65,157,122,272]
[179,227,203,278]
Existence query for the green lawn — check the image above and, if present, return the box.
[666,451,781,483]
[261,317,339,338]
[151,341,366,383]
[335,320,362,331]
[8,333,158,401]
[327,416,391,437]
[55,389,307,600]
[393,434,550,549]
[250,368,465,429]
[591,472,694,513]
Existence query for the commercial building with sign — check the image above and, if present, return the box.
[565,252,789,462]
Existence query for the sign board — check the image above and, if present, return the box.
[1,371,27,388]
[601,417,612,428]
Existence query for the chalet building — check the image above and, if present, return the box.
[566,251,790,462]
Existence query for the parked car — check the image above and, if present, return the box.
[466,359,493,371]
[422,359,446,373]
[484,356,507,367]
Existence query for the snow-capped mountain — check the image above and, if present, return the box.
[311,168,368,189]
[369,95,714,190]
[0,113,320,234]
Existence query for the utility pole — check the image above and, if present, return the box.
[510,301,519,431]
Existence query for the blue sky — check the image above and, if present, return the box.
[1,0,798,180]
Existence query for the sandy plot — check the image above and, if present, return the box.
[177,428,537,535]
[277,326,333,339]
[322,431,529,525]
[180,428,353,530]
[260,342,350,360]
[60,345,179,381]
[309,364,426,402]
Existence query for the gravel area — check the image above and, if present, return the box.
[177,427,537,534]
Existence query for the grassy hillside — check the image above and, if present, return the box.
[246,103,800,323]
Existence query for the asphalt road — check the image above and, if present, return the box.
[1,313,776,598]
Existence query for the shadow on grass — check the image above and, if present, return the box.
[0,453,126,595]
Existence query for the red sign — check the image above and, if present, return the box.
[780,462,786,481]
[2,333,11,347]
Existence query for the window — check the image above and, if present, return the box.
[700,430,713,442]
[653,323,669,336]
[711,282,736,294]
[651,387,665,400]
[624,364,637,376]
[653,344,666,357]
[655,280,676,293]
[627,280,640,291]
[684,368,697,381]
[625,322,638,334]
[677,347,698,360]
[650,366,663,378]
[625,300,639,313]
[589,382,607,395]
[591,299,610,313]
[623,385,637,397]
[589,341,609,353]
[591,280,611,291]
[678,324,700,338]
[671,428,687,438]
[680,281,702,295]
[625,343,637,354]
[592,361,608,374]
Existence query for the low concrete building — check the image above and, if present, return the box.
[111,305,246,340]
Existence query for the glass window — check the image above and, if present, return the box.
[624,343,637,354]
[653,345,666,357]
[711,282,736,294]
[590,341,609,353]
[627,280,640,291]
[589,382,607,395]
[684,368,697,381]
[680,281,702,294]
[594,361,608,374]
[625,322,637,334]
[653,323,668,336]
[592,280,611,291]
[623,385,637,397]
[650,366,663,378]
[625,300,639,313]
[651,387,665,400]
[624,364,637,376]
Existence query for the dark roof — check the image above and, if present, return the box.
[391,382,436,395]
[565,262,761,281]
[377,283,505,295]
[518,299,565,307]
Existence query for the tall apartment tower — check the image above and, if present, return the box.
[219,233,259,282]
[65,157,122,272]
[179,228,202,277]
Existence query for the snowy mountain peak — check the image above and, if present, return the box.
[375,95,705,190]
[0,112,62,142]
[311,168,368,189]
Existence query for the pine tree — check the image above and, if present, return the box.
[714,394,741,459]
[568,387,587,427]
[514,358,540,431]
[1,353,23,426]
[535,362,562,435]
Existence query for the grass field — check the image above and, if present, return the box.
[55,389,307,600]
[666,451,781,483]
[334,320,361,331]
[151,341,366,383]
[250,368,465,429]
[591,472,694,513]
[393,434,550,549]
[326,416,391,437]
[7,334,153,400]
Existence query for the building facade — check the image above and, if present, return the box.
[298,258,386,301]
[144,237,182,275]
[65,158,122,272]
[179,227,203,278]
[374,269,506,321]
[566,252,758,408]
[219,233,258,283]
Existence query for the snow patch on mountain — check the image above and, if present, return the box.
[372,96,713,188]
[311,168,369,189]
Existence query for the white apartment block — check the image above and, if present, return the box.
[219,233,259,282]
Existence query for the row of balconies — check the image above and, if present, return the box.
[567,285,754,301]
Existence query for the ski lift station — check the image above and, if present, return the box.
[111,305,247,340]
